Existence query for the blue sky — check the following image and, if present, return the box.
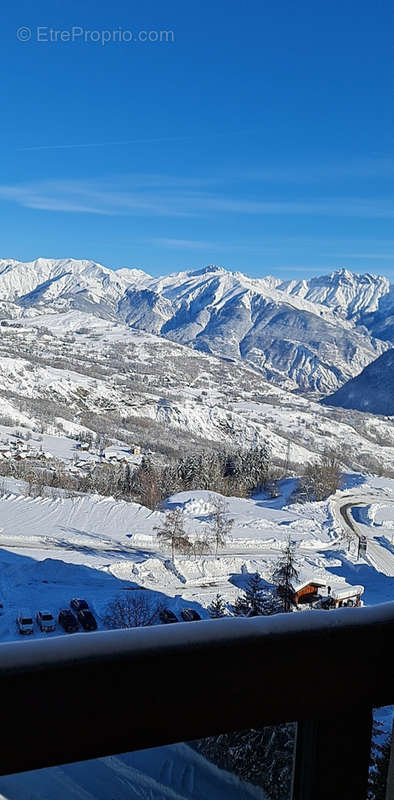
[1,0,394,279]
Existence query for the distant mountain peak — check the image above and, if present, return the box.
[331,266,355,278]
[328,266,383,283]
[189,264,226,277]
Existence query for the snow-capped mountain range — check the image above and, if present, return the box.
[1,258,393,394]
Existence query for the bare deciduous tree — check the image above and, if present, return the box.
[154,507,191,562]
[299,449,342,502]
[103,593,160,629]
[209,495,234,556]
[193,535,212,557]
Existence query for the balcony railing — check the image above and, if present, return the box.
[1,602,394,799]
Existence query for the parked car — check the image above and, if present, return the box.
[315,596,336,610]
[70,598,89,612]
[17,609,34,635]
[159,609,179,624]
[180,608,201,622]
[36,610,56,632]
[77,609,97,631]
[58,609,79,633]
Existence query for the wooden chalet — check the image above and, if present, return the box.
[292,579,365,609]
[292,580,326,606]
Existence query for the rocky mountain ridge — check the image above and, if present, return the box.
[0,258,393,393]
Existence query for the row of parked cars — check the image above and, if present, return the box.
[160,608,201,624]
[17,599,97,635]
[16,602,201,635]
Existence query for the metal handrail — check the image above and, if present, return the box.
[1,602,394,797]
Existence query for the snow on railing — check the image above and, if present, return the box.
[0,603,393,799]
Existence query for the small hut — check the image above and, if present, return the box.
[292,580,326,606]
[330,585,364,608]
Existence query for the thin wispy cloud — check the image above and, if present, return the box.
[17,136,199,152]
[0,176,394,220]
[16,129,254,153]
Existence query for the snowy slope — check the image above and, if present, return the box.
[0,743,267,800]
[0,476,362,641]
[1,310,394,474]
[322,349,394,415]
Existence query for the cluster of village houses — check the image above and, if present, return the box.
[70,443,142,477]
[0,437,143,478]
[0,439,53,463]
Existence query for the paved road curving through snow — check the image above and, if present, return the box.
[336,494,394,578]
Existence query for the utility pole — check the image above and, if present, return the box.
[284,441,291,476]
[358,535,367,559]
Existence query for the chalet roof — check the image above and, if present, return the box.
[293,578,326,593]
[331,585,364,601]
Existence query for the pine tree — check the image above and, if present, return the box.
[131,457,162,509]
[271,538,299,612]
[244,572,266,615]
[194,722,295,800]
[243,445,270,493]
[368,719,392,800]
[208,594,227,618]
[233,594,251,616]
[225,450,245,481]
[123,463,132,495]
[234,572,279,617]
